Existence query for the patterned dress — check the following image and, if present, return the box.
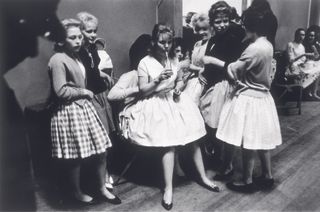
[48,52,111,159]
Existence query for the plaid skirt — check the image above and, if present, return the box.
[51,100,111,159]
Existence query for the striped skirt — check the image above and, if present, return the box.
[51,100,111,159]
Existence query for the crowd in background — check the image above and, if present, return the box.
[41,0,320,210]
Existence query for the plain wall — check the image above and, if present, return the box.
[268,0,311,50]
[310,0,320,26]
[4,0,182,110]
[158,0,183,37]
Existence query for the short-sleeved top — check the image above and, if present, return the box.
[98,50,113,70]
[287,42,306,66]
[202,23,245,87]
[138,55,178,94]
[228,37,274,92]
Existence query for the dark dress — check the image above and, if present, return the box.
[202,23,246,89]
[183,26,201,57]
[79,45,116,134]
[199,23,245,129]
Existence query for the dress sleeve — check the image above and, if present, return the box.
[286,42,295,63]
[108,72,139,101]
[49,56,86,102]
[98,50,113,70]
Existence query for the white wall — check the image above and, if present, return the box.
[183,0,243,16]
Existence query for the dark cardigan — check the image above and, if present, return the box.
[202,23,246,88]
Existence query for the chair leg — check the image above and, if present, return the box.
[114,152,137,186]
[298,86,302,115]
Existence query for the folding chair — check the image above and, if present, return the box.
[272,50,303,115]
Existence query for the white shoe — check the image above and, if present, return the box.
[105,176,114,190]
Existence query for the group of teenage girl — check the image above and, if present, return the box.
[48,0,282,210]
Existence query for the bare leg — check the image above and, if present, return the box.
[257,150,273,179]
[65,160,93,202]
[104,151,113,188]
[94,153,116,199]
[190,142,218,188]
[162,147,175,204]
[311,78,320,99]
[221,143,235,174]
[242,148,255,184]
[174,152,185,177]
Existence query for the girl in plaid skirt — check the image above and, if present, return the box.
[48,19,120,204]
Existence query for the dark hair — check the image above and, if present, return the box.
[294,28,305,42]
[208,1,232,26]
[174,37,183,48]
[242,8,266,36]
[251,0,271,12]
[150,23,175,59]
[305,27,317,43]
[307,25,320,41]
[129,34,152,70]
[185,12,196,24]
[53,18,81,52]
[230,7,240,21]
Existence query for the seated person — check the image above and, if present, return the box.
[108,34,151,105]
[287,28,320,99]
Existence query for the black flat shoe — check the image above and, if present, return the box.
[202,183,221,192]
[98,195,122,205]
[226,181,258,193]
[161,199,173,211]
[253,176,274,189]
[213,170,234,181]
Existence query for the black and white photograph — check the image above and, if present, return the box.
[1,0,320,211]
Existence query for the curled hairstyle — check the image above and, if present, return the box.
[77,11,98,29]
[185,12,196,24]
[208,1,232,26]
[150,23,175,59]
[54,18,81,51]
[194,13,210,32]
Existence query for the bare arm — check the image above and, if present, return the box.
[202,55,226,69]
[108,72,139,101]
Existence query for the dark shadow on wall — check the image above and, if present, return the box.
[0,0,64,210]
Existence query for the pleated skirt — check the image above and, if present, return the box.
[51,100,111,159]
[199,80,232,129]
[216,92,282,150]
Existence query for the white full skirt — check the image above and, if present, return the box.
[127,91,206,147]
[216,93,282,150]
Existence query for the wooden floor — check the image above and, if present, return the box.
[34,101,320,211]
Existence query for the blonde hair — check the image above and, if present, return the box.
[194,13,209,27]
[54,18,81,51]
[77,11,98,29]
[61,18,81,30]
